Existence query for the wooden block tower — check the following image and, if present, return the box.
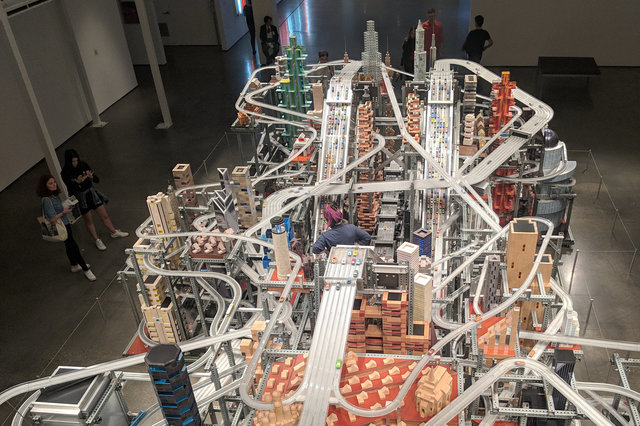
[355,101,381,233]
[347,297,367,352]
[142,297,183,344]
[505,218,538,290]
[406,320,430,354]
[172,163,197,207]
[489,71,516,137]
[146,192,180,236]
[404,93,421,144]
[138,275,168,306]
[230,166,258,228]
[381,291,407,354]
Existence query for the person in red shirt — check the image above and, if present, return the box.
[422,8,444,53]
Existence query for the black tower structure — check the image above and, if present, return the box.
[145,344,202,426]
[552,348,576,411]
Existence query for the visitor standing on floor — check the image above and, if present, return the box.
[61,149,128,251]
[38,174,96,281]
[401,25,416,75]
[312,203,371,255]
[260,16,280,65]
[316,50,333,78]
[244,0,256,55]
[463,15,493,63]
[422,8,444,55]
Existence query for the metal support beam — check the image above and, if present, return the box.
[0,6,66,194]
[133,0,172,129]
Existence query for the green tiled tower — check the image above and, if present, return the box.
[277,36,312,147]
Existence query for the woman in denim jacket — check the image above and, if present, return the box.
[38,174,96,281]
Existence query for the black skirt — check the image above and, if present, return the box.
[77,187,109,215]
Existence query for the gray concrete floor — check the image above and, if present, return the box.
[1,0,639,423]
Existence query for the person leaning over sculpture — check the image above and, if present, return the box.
[312,203,371,255]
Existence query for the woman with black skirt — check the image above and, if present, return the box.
[61,149,128,251]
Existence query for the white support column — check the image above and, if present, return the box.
[58,0,107,128]
[0,5,67,195]
[133,0,172,129]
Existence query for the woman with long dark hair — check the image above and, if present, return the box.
[37,174,96,281]
[401,25,416,75]
[61,149,128,251]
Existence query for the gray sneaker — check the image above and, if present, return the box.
[110,229,129,238]
[84,269,97,281]
[96,239,107,250]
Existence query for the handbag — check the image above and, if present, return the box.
[38,199,68,242]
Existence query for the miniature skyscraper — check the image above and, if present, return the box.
[397,242,420,273]
[271,216,291,280]
[481,254,502,312]
[552,349,576,410]
[361,20,381,81]
[429,33,437,68]
[414,21,427,82]
[230,166,258,229]
[147,192,180,237]
[145,344,201,426]
[310,82,324,118]
[413,272,433,323]
[277,36,311,147]
[213,168,239,232]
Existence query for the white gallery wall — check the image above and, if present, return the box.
[154,0,219,45]
[120,0,166,64]
[0,0,137,191]
[66,0,138,111]
[470,0,640,66]
[213,0,247,50]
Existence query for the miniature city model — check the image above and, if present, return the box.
[4,19,636,426]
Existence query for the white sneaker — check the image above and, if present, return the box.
[96,239,107,250]
[110,229,129,238]
[84,269,97,281]
[71,264,91,273]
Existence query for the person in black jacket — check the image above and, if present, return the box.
[244,0,256,55]
[401,26,416,75]
[462,15,493,63]
[61,149,128,251]
[259,16,280,65]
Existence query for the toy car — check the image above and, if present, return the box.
[336,359,342,369]
[356,258,361,265]
[331,257,337,263]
